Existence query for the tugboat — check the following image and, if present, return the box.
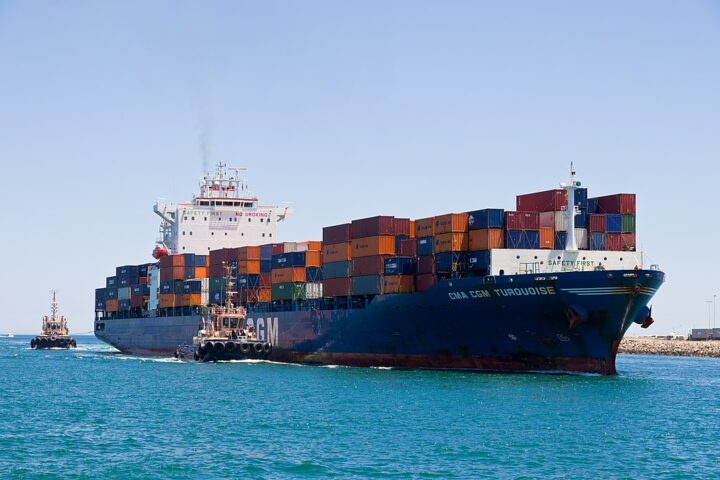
[31,291,77,349]
[174,264,271,362]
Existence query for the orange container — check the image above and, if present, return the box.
[194,266,208,278]
[409,220,416,238]
[352,236,396,258]
[272,267,306,283]
[305,250,321,267]
[258,288,271,302]
[158,294,176,309]
[540,227,555,249]
[469,229,504,251]
[434,213,468,234]
[300,241,322,251]
[160,266,186,281]
[434,232,468,253]
[238,260,261,274]
[415,217,434,237]
[139,277,147,285]
[105,299,119,312]
[323,242,352,263]
[383,275,415,294]
[182,293,203,306]
[238,246,261,260]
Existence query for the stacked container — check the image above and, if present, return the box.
[271,244,322,301]
[322,223,353,298]
[587,193,637,251]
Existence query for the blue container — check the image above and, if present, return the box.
[606,214,622,233]
[95,299,105,310]
[208,290,226,305]
[237,274,260,289]
[575,210,588,229]
[554,231,567,250]
[160,280,174,294]
[106,288,117,300]
[467,251,491,272]
[467,209,504,230]
[416,237,434,256]
[106,276,117,289]
[138,263,152,277]
[323,261,351,279]
[183,280,203,294]
[435,251,468,273]
[306,267,323,282]
[260,260,272,274]
[183,253,195,267]
[394,235,410,254]
[587,198,598,214]
[131,284,150,297]
[118,277,133,288]
[116,265,140,278]
[384,257,416,276]
[351,275,383,295]
[260,244,274,260]
[95,288,106,302]
[118,299,131,311]
[505,230,540,249]
[575,188,588,210]
[182,266,194,280]
[272,252,307,269]
[591,232,605,250]
[194,255,207,267]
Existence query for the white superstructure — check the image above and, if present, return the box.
[154,163,292,255]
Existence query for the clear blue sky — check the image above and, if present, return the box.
[1,1,718,335]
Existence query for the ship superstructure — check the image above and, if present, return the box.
[153,163,291,257]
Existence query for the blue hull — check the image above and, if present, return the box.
[95,270,664,374]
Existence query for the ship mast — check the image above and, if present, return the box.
[50,290,58,322]
[560,163,581,251]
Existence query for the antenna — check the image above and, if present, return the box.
[50,290,58,321]
[559,165,581,252]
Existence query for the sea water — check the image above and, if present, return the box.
[1,336,719,479]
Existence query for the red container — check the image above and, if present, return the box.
[621,233,636,251]
[415,274,436,292]
[589,214,607,233]
[209,264,225,277]
[516,189,566,212]
[393,218,412,236]
[351,216,395,239]
[323,278,352,297]
[259,274,271,286]
[605,233,635,251]
[130,296,145,309]
[322,224,352,244]
[505,211,540,230]
[417,255,435,274]
[593,194,636,214]
[272,243,285,255]
[399,238,416,257]
[209,248,239,266]
[352,255,391,276]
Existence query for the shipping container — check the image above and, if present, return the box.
[467,250,491,273]
[383,275,415,294]
[271,282,306,301]
[181,293,203,307]
[237,274,261,289]
[606,214,622,233]
[505,211,540,230]
[131,284,150,297]
[393,218,412,236]
[399,238,416,257]
[351,275,383,295]
[592,193,636,214]
[322,242,352,263]
[415,274,436,292]
[434,232,468,253]
[237,260,261,275]
[435,251,468,273]
[296,241,322,252]
[209,277,227,291]
[238,246,261,260]
[467,209,504,230]
[516,189,566,212]
[468,229,504,251]
[305,282,323,299]
[415,217,434,237]
[416,237,434,256]
[323,224,352,244]
[118,299,131,311]
[194,255,208,267]
[260,244,274,260]
[323,261,351,279]
[434,213,468,234]
[589,214,606,233]
[540,227,554,249]
[130,296,145,309]
[606,233,636,251]
[351,216,395,239]
[95,288,106,302]
[194,266,208,278]
[183,280,203,294]
[106,276,117,289]
[505,230,540,249]
[590,232,605,250]
[158,294,176,309]
[138,263,152,277]
[352,255,391,276]
[271,251,311,269]
[351,236,395,258]
[117,287,131,301]
[417,255,435,275]
[272,267,307,283]
[384,257,416,276]
[621,215,636,233]
[116,264,140,279]
[209,248,239,266]
[106,288,118,300]
[260,260,272,274]
[105,299,119,312]
[553,229,589,250]
[394,235,409,254]
[306,266,323,283]
[323,278,352,297]
[540,211,586,232]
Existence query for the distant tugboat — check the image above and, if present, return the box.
[175,264,271,362]
[31,291,77,349]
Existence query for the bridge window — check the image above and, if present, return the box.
[248,218,251,222]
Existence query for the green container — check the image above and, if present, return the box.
[209,277,227,291]
[271,282,306,301]
[173,280,185,294]
[621,215,636,233]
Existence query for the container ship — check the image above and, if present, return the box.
[94,164,663,374]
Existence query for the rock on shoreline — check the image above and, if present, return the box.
[619,336,720,358]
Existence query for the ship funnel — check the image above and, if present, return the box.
[560,163,581,251]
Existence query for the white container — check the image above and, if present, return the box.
[306,282,323,299]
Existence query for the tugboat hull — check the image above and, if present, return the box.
[31,336,76,349]
[175,340,272,362]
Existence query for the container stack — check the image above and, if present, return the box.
[322,224,353,297]
[433,213,469,280]
[156,254,210,308]
[587,193,636,251]
[516,188,589,250]
[270,242,322,302]
[466,209,504,277]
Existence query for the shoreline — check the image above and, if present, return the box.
[619,336,720,358]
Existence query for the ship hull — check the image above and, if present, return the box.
[95,270,663,374]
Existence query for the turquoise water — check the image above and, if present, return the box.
[1,336,719,479]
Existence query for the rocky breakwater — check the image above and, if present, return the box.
[620,336,720,358]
